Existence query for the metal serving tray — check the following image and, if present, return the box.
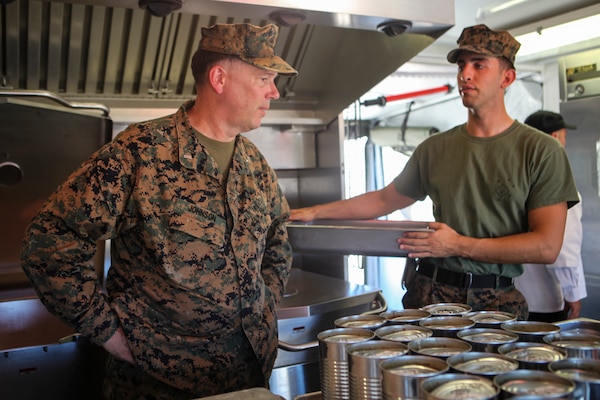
[287,219,432,257]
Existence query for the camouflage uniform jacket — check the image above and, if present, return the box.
[20,100,293,392]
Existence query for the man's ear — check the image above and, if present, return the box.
[501,68,516,89]
[208,65,227,94]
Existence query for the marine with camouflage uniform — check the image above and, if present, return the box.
[21,23,296,399]
[289,24,579,320]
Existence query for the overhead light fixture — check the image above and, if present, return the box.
[376,20,412,37]
[139,0,182,17]
[475,0,598,30]
[515,13,600,57]
[476,0,530,20]
[269,10,307,27]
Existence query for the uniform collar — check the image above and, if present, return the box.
[175,100,207,172]
[174,100,252,177]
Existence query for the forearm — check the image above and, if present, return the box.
[291,185,415,222]
[454,232,561,265]
[311,193,390,220]
[261,222,293,304]
[21,214,120,345]
[457,204,567,264]
[400,203,567,264]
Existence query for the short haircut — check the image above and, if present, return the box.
[497,56,513,71]
[190,50,241,88]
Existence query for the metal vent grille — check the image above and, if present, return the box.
[1,0,453,123]
[1,1,296,101]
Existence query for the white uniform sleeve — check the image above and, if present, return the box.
[546,195,587,303]
[548,261,587,302]
[547,196,582,269]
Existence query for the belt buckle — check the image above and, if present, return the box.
[464,272,473,289]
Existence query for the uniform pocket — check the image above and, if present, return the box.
[159,198,230,289]
[168,197,226,245]
[236,199,272,259]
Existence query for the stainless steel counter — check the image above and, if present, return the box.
[271,268,384,400]
[277,268,383,319]
[197,388,283,399]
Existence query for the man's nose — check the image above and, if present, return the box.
[269,81,280,100]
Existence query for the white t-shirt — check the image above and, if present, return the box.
[515,194,587,313]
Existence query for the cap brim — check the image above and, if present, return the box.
[565,123,577,130]
[446,48,462,63]
[447,45,514,68]
[246,55,298,76]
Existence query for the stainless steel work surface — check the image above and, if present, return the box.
[0,298,76,351]
[287,220,432,257]
[197,388,283,400]
[276,269,381,320]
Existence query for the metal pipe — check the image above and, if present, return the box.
[361,84,454,107]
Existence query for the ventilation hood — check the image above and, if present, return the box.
[0,0,454,124]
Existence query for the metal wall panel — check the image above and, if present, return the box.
[561,96,600,321]
[47,3,66,93]
[0,96,111,293]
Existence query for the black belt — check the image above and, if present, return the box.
[417,261,513,289]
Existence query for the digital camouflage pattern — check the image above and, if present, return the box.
[20,100,293,398]
[446,24,521,67]
[402,273,528,320]
[198,23,298,76]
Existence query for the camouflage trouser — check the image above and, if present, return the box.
[402,273,528,320]
[102,330,265,400]
[103,356,196,400]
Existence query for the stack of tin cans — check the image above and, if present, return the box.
[315,303,600,400]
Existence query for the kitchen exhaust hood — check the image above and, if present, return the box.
[1,0,454,124]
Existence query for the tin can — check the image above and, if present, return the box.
[501,320,560,343]
[420,372,499,399]
[419,316,475,338]
[447,351,519,377]
[421,302,472,317]
[334,314,387,330]
[498,341,567,370]
[556,320,600,334]
[375,324,433,343]
[457,327,519,353]
[317,328,375,400]
[347,340,409,400]
[380,355,449,400]
[494,369,576,399]
[381,309,431,325]
[464,310,517,329]
[544,330,600,360]
[408,337,472,359]
[550,358,600,400]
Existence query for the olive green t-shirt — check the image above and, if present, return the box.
[393,121,579,277]
[193,129,235,185]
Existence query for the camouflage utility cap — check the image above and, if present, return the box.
[447,24,521,68]
[198,23,297,76]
